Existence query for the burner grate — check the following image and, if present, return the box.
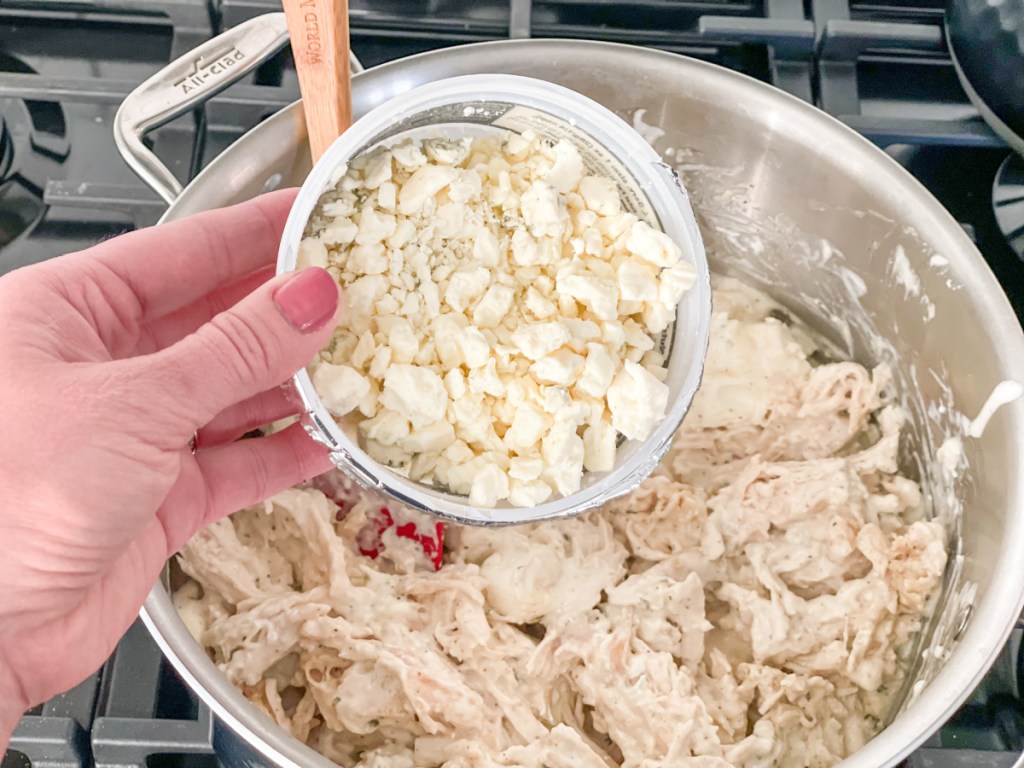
[6,669,98,768]
[994,154,1024,261]
[91,622,215,768]
[4,622,218,768]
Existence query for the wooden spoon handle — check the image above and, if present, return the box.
[282,0,352,164]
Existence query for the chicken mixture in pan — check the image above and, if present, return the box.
[174,276,947,768]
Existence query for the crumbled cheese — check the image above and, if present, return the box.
[508,456,545,481]
[529,349,585,386]
[313,363,370,417]
[582,417,617,472]
[445,267,491,313]
[577,342,617,399]
[398,165,459,215]
[578,175,621,216]
[606,361,670,441]
[510,321,571,361]
[304,131,693,507]
[541,417,585,496]
[504,403,550,452]
[507,478,553,507]
[402,420,457,454]
[469,463,510,507]
[297,238,329,270]
[360,409,409,444]
[380,365,447,428]
[472,284,515,329]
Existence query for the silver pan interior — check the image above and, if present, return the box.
[145,40,1024,768]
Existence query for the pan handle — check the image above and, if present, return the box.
[113,12,363,205]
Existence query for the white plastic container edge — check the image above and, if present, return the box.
[277,73,712,526]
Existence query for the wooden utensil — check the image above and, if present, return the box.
[282,0,353,164]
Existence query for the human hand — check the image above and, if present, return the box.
[0,190,339,747]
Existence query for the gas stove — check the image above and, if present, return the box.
[2,1,1023,767]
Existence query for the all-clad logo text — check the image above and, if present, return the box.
[173,46,246,94]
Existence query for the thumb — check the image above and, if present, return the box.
[142,266,339,436]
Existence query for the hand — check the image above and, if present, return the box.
[0,190,339,747]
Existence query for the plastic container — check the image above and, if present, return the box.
[277,73,711,526]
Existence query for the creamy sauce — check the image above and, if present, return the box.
[175,280,948,768]
[631,108,666,145]
[890,244,922,298]
[967,380,1023,439]
[662,148,973,727]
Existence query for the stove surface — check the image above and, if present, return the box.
[1,0,1023,766]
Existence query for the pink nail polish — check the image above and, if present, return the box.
[272,268,339,332]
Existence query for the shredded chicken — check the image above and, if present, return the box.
[174,276,947,768]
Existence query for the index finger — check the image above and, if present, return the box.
[77,188,299,321]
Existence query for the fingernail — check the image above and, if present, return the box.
[272,267,339,332]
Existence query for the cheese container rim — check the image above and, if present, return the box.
[277,73,712,526]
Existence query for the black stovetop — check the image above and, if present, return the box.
[2,1,1023,766]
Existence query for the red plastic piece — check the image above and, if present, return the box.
[358,506,444,570]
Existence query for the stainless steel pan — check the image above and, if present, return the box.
[114,14,1024,768]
